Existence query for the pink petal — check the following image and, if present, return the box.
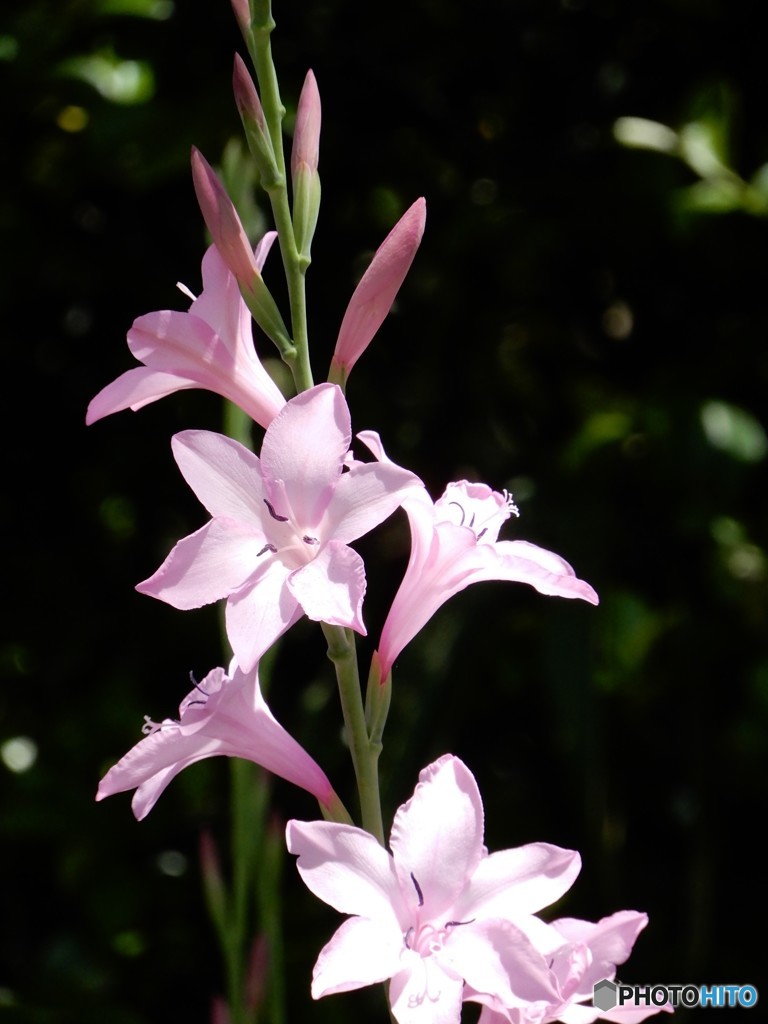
[286,819,405,922]
[332,198,426,378]
[377,515,480,677]
[389,958,464,1024]
[389,755,485,920]
[310,917,402,999]
[322,461,423,543]
[452,843,581,921]
[448,919,559,1009]
[136,518,266,610]
[86,367,197,423]
[261,384,351,529]
[287,541,367,633]
[171,430,266,522]
[551,911,649,996]
[225,558,300,671]
[190,238,276,344]
[488,540,599,604]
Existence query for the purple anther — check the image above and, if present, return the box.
[447,501,466,525]
[263,498,289,522]
[410,872,424,907]
[445,918,475,929]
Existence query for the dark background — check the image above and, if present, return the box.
[2,0,766,1020]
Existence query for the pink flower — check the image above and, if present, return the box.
[469,911,669,1024]
[96,661,337,820]
[137,383,422,671]
[287,754,581,1024]
[358,433,599,678]
[330,198,426,384]
[86,242,285,429]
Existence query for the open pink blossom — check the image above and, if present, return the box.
[357,433,599,678]
[97,661,338,820]
[468,911,669,1024]
[287,754,581,1024]
[137,383,422,671]
[330,198,426,383]
[86,242,285,428]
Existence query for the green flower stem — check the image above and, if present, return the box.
[257,817,287,1024]
[231,759,270,1023]
[264,183,314,392]
[322,623,385,845]
[249,1,314,394]
[249,1,286,182]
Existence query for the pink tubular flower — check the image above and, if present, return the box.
[358,433,599,678]
[469,911,670,1024]
[86,242,285,428]
[287,754,581,1024]
[137,383,422,672]
[330,197,426,383]
[96,661,337,820]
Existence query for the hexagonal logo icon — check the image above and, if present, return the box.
[593,979,618,1011]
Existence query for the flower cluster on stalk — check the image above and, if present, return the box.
[87,7,667,1022]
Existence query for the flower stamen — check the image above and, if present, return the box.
[263,498,289,522]
[502,488,520,517]
[410,871,425,907]
[446,500,465,525]
[186,672,210,706]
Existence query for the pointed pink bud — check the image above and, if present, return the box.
[233,53,265,131]
[291,70,321,177]
[331,197,426,382]
[191,146,259,285]
[230,0,251,37]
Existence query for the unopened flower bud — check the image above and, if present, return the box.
[291,70,321,178]
[230,0,251,37]
[232,55,281,189]
[330,197,426,383]
[191,147,291,352]
[290,70,321,262]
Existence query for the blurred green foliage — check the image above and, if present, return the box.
[2,0,767,1020]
